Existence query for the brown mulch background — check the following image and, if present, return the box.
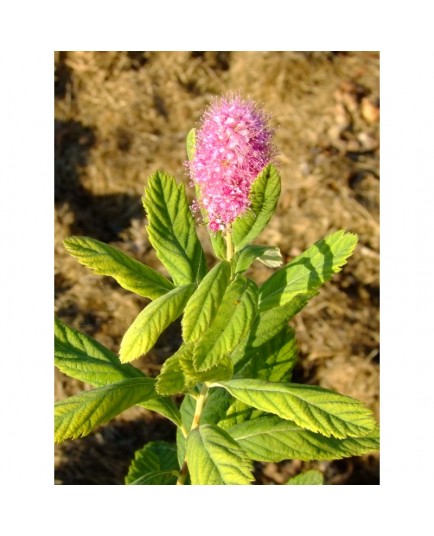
[54,51,379,485]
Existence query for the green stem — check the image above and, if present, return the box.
[190,383,209,430]
[225,224,234,262]
[176,460,188,485]
[176,384,209,485]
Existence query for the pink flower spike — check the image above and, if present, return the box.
[188,94,276,232]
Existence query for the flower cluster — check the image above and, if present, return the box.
[189,95,276,232]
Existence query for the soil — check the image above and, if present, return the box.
[54,51,379,485]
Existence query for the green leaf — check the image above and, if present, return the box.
[256,247,284,268]
[200,389,233,426]
[234,245,283,274]
[182,262,232,343]
[228,415,380,462]
[125,441,179,485]
[245,293,315,352]
[182,355,234,385]
[55,317,143,385]
[218,326,299,429]
[186,424,254,485]
[63,236,174,300]
[211,379,377,439]
[193,276,258,371]
[143,171,207,285]
[176,394,195,467]
[232,164,281,251]
[186,128,196,161]
[249,326,298,382]
[155,345,193,395]
[217,326,299,429]
[55,378,157,442]
[286,470,324,485]
[54,318,182,427]
[140,397,183,428]
[176,389,233,466]
[127,470,180,485]
[217,400,252,430]
[120,284,195,363]
[156,342,233,395]
[176,390,234,468]
[179,390,233,432]
[209,232,227,261]
[193,186,227,261]
[225,284,314,368]
[259,230,358,311]
[235,325,298,383]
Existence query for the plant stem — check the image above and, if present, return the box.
[176,460,189,485]
[225,224,234,262]
[176,384,209,485]
[191,383,209,430]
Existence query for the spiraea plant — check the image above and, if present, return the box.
[55,95,379,485]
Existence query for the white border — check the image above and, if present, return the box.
[2,1,433,532]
